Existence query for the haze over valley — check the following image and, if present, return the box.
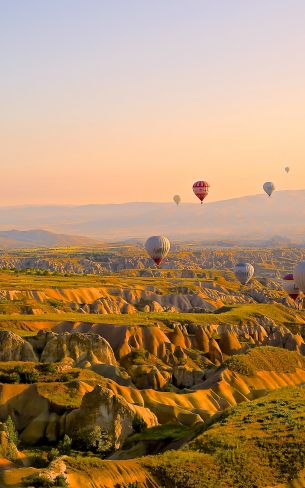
[0,190,304,242]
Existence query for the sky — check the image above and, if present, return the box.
[1,0,305,205]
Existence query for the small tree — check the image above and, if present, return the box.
[5,416,18,446]
[47,447,60,462]
[74,426,112,455]
[3,416,18,461]
[58,434,72,455]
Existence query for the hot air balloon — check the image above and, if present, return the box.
[193,181,210,204]
[282,274,300,301]
[294,261,305,292]
[234,262,254,285]
[173,195,181,206]
[145,235,170,266]
[285,166,290,174]
[263,181,275,197]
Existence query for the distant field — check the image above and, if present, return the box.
[0,303,302,336]
[0,269,236,291]
[0,270,113,289]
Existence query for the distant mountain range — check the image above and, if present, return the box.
[0,230,100,249]
[0,190,304,243]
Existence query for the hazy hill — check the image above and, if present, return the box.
[0,190,304,241]
[0,229,100,248]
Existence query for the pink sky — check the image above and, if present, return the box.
[1,1,305,205]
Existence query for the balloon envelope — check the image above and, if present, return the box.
[145,235,170,266]
[294,261,305,292]
[234,262,254,285]
[193,181,210,204]
[285,166,290,173]
[173,195,181,205]
[282,273,300,301]
[263,181,275,197]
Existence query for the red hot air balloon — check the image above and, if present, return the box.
[283,274,300,301]
[193,181,210,204]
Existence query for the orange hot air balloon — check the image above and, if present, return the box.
[193,181,210,204]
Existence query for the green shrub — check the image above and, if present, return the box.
[5,415,18,447]
[73,426,112,455]
[58,434,72,455]
[30,452,49,468]
[23,474,67,487]
[0,372,20,384]
[38,363,57,374]
[132,415,147,434]
[47,447,60,462]
[21,371,40,383]
[54,475,68,487]
[126,349,149,365]
[13,366,40,383]
[58,373,76,382]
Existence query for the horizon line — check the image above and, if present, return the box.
[0,188,304,208]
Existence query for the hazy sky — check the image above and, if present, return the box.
[1,0,305,205]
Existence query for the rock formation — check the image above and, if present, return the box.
[66,385,158,449]
[38,331,117,367]
[0,331,37,362]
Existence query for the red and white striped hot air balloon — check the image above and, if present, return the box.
[193,181,210,204]
[282,274,300,301]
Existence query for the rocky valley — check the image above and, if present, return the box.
[0,245,303,487]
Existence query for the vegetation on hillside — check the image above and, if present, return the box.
[0,246,303,486]
[143,387,305,487]
[223,346,305,376]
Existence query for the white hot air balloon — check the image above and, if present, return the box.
[234,262,254,285]
[263,181,275,197]
[294,261,305,292]
[173,195,181,206]
[145,236,170,266]
[285,166,290,174]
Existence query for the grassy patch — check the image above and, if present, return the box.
[222,346,305,376]
[66,455,109,471]
[185,386,305,485]
[143,451,221,488]
[142,387,305,486]
[124,424,196,446]
[36,381,85,409]
[0,362,102,385]
[0,302,301,328]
